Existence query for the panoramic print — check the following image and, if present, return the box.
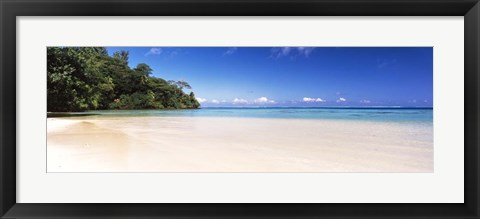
[47,47,433,172]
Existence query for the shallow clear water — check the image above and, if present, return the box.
[51,107,433,123]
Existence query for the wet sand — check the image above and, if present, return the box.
[47,117,433,172]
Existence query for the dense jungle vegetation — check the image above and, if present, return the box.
[47,47,200,112]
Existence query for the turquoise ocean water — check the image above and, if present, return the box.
[51,107,433,124]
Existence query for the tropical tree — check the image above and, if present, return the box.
[176,80,192,90]
[47,47,200,112]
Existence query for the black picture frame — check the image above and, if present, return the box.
[1,0,479,218]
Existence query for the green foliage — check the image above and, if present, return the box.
[109,91,163,110]
[47,47,200,112]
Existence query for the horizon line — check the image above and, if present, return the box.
[200,106,433,109]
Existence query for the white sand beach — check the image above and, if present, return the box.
[47,116,433,172]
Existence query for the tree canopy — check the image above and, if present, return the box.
[47,47,200,112]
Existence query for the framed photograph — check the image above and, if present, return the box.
[1,0,479,218]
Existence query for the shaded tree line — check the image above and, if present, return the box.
[47,47,200,112]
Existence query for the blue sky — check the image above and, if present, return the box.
[106,47,433,107]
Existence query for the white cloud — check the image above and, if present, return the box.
[271,47,315,59]
[296,47,315,57]
[280,47,291,56]
[303,97,314,102]
[233,98,248,104]
[360,99,371,104]
[270,47,291,58]
[196,97,207,103]
[337,97,346,103]
[223,47,237,56]
[211,99,220,104]
[145,48,162,56]
[254,97,275,104]
[303,97,325,103]
[255,97,268,103]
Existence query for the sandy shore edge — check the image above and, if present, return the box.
[47,116,433,172]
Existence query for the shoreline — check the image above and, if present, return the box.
[47,116,433,173]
